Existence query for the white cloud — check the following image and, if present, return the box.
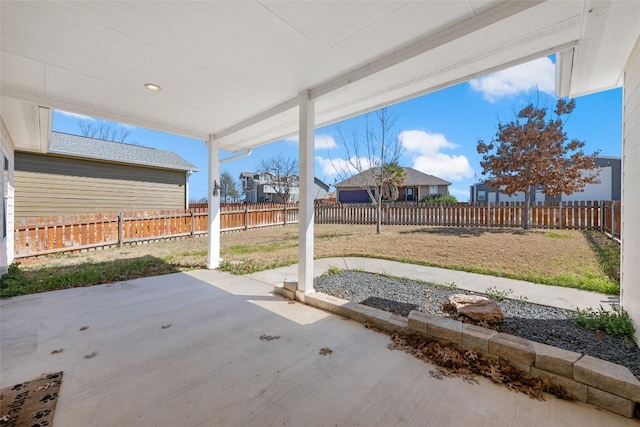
[314,135,337,150]
[316,156,373,178]
[285,134,337,150]
[469,57,555,103]
[57,110,95,120]
[400,130,455,154]
[399,130,474,182]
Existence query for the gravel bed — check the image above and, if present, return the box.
[314,271,640,379]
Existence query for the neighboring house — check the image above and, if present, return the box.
[240,172,330,203]
[14,132,199,218]
[469,157,621,203]
[334,167,451,203]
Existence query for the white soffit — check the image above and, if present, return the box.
[1,1,635,151]
[565,0,640,97]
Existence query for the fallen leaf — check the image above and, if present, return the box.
[51,349,64,355]
[319,347,333,356]
[259,334,281,341]
[84,351,98,359]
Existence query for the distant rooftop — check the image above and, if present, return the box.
[49,132,199,172]
[335,167,451,187]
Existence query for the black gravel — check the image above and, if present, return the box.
[315,271,640,379]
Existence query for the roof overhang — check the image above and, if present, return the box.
[556,0,640,98]
[1,1,638,153]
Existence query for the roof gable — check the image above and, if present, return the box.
[335,167,451,188]
[47,132,198,172]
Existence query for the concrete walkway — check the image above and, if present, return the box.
[249,257,620,311]
[1,268,632,426]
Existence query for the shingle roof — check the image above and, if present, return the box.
[334,167,450,187]
[48,132,199,172]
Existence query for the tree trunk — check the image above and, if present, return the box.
[376,188,382,234]
[523,186,531,229]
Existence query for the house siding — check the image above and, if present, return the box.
[622,37,640,344]
[15,152,187,218]
[0,118,15,273]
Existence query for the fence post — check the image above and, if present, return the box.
[487,202,491,227]
[611,202,616,238]
[558,203,563,229]
[191,209,195,236]
[283,204,287,226]
[244,203,249,231]
[118,212,124,246]
[599,201,604,233]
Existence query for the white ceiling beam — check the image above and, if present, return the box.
[213,96,299,141]
[312,41,579,130]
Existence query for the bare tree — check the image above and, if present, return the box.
[258,155,299,202]
[477,98,599,229]
[330,108,405,233]
[78,120,131,142]
[219,171,239,203]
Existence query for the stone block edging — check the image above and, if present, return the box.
[274,284,639,419]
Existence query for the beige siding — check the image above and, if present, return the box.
[417,185,449,199]
[15,152,187,218]
[622,37,640,344]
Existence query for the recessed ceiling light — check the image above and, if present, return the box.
[144,83,162,92]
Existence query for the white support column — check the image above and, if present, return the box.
[298,91,315,295]
[207,136,221,269]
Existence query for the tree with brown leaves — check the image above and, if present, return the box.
[477,99,599,229]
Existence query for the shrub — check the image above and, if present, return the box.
[0,263,29,298]
[421,195,458,204]
[571,305,635,341]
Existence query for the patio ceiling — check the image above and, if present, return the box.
[1,1,639,152]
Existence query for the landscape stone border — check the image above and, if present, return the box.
[274,283,640,418]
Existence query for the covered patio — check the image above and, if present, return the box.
[1,1,640,424]
[2,268,636,426]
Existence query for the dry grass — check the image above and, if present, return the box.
[15,224,619,295]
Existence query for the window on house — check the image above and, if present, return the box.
[407,187,414,201]
[478,190,486,201]
[429,185,438,195]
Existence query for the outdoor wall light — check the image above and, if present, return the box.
[212,180,221,196]
[144,83,162,91]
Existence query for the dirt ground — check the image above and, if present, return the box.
[20,224,610,285]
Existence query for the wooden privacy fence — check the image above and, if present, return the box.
[14,203,298,258]
[14,201,619,258]
[315,201,621,238]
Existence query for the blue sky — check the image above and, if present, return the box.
[53,57,622,202]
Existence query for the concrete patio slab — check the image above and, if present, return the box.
[1,270,634,426]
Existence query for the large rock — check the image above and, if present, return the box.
[448,294,490,309]
[449,294,504,324]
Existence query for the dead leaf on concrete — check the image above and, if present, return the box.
[387,332,572,401]
[84,351,98,359]
[50,349,64,354]
[319,347,333,356]
[79,326,89,331]
[259,334,281,341]
[161,323,172,329]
